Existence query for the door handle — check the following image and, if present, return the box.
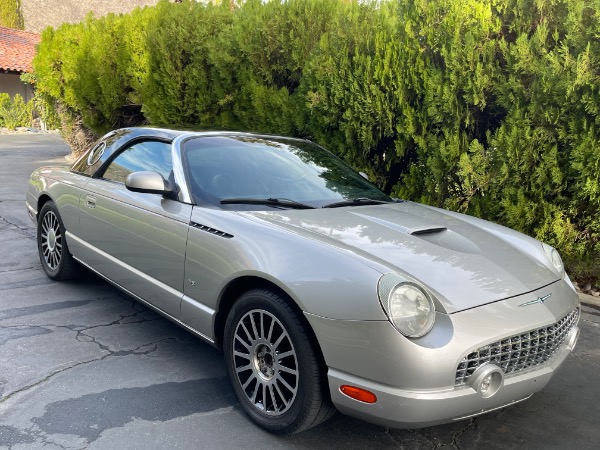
[85,195,96,208]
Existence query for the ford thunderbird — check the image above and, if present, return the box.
[26,128,580,434]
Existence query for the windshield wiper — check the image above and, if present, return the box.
[322,198,391,208]
[220,197,316,210]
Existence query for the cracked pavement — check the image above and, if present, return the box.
[0,134,598,449]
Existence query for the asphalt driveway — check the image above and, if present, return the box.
[1,134,599,449]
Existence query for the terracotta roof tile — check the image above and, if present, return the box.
[0,27,41,73]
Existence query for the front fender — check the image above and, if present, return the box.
[183,207,387,322]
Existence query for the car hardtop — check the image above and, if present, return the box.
[71,126,313,179]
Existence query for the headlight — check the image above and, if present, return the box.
[378,274,436,338]
[542,243,565,277]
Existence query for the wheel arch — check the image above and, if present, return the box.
[214,276,326,367]
[36,194,54,221]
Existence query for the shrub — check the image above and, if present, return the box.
[32,0,600,283]
[0,93,10,126]
[0,0,23,29]
[0,93,32,129]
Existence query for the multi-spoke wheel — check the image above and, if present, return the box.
[224,289,335,434]
[37,201,82,280]
[40,209,62,270]
[232,309,298,415]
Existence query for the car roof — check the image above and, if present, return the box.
[106,127,310,149]
[72,127,313,178]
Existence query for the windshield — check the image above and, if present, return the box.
[182,135,391,209]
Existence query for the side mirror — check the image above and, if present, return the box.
[126,171,175,198]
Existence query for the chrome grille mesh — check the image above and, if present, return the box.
[455,308,579,386]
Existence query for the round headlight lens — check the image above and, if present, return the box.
[550,248,563,273]
[387,283,435,337]
[542,243,564,276]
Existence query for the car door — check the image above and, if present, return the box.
[76,139,192,319]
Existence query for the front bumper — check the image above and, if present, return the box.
[328,324,578,428]
[26,200,37,222]
[305,279,580,428]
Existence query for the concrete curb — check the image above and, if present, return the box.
[579,292,600,308]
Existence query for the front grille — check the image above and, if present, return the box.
[455,308,579,386]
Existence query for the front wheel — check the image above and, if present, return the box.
[223,289,334,434]
[37,201,82,280]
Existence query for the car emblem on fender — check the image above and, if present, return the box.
[519,293,553,307]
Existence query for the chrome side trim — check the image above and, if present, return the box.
[66,231,216,345]
[182,294,216,316]
[72,254,216,346]
[67,232,184,300]
[451,394,532,421]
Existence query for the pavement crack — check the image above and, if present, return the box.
[405,429,440,449]
[0,214,35,239]
[383,427,403,448]
[0,352,112,405]
[75,310,162,335]
[452,417,476,449]
[494,406,508,419]
[0,266,36,273]
[0,334,176,405]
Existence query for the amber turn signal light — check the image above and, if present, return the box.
[340,385,377,404]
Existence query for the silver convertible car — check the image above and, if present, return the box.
[26,128,580,434]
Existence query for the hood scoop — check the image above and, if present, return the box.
[410,226,448,236]
[350,212,446,236]
[351,211,480,254]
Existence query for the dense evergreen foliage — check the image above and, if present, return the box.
[0,93,31,128]
[32,0,600,284]
[0,0,23,29]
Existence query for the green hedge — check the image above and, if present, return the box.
[0,0,23,29]
[33,0,600,284]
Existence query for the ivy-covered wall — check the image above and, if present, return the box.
[32,0,600,283]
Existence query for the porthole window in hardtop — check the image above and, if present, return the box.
[71,129,133,177]
[101,140,173,184]
[71,141,106,175]
[87,142,106,166]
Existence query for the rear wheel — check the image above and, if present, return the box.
[37,201,82,280]
[224,289,334,434]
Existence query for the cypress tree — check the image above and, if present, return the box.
[0,0,23,29]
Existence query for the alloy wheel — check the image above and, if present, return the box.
[232,309,299,416]
[41,210,62,270]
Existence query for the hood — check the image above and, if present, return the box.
[242,202,558,313]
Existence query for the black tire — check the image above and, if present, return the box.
[37,201,83,280]
[224,288,335,434]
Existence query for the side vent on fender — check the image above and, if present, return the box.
[190,222,234,239]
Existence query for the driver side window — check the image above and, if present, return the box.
[101,140,172,184]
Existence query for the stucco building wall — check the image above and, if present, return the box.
[0,72,34,100]
[21,0,162,32]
